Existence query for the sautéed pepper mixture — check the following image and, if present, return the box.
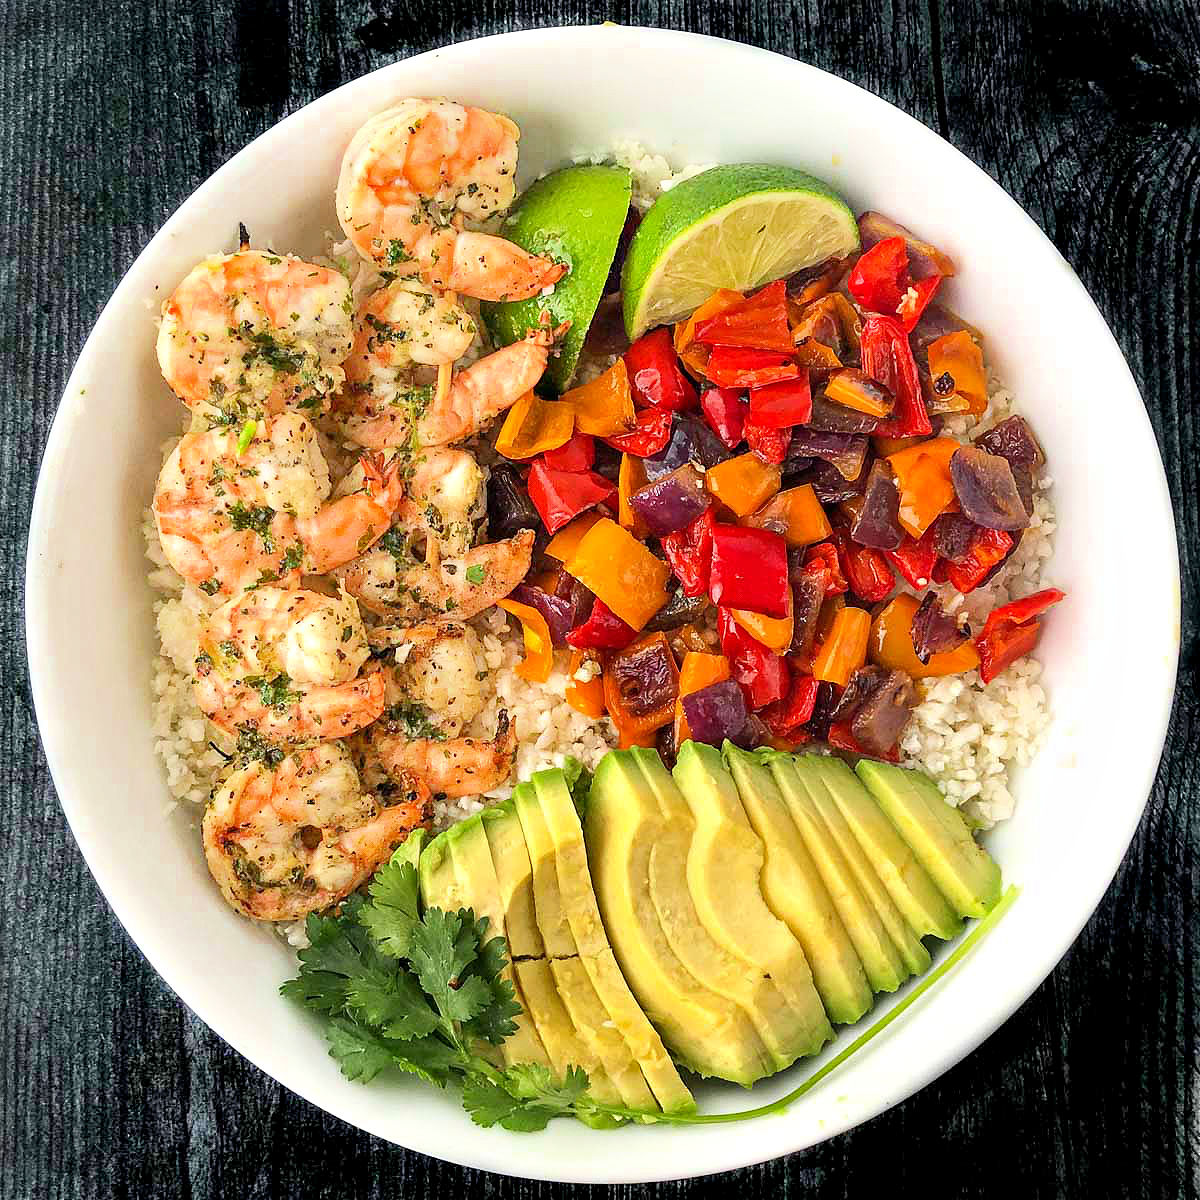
[488,214,1064,767]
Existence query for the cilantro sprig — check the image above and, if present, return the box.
[282,835,1019,1132]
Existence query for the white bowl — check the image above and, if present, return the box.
[26,25,1179,1184]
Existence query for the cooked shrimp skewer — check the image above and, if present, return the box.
[195,586,383,743]
[157,249,353,421]
[203,742,430,922]
[152,412,403,597]
[336,99,566,300]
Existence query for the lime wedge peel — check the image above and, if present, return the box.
[621,164,861,340]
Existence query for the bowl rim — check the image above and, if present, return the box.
[25,23,1180,1183]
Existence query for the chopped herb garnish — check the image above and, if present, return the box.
[236,419,257,455]
[384,701,445,741]
[228,501,276,552]
[199,578,221,596]
[244,672,301,712]
[385,239,414,266]
[465,564,486,585]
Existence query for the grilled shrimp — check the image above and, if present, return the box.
[368,622,490,734]
[353,709,516,801]
[202,741,430,922]
[157,249,353,420]
[152,413,403,597]
[334,447,484,555]
[336,98,566,300]
[194,585,383,742]
[336,529,534,621]
[332,281,564,450]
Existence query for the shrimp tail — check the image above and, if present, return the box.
[429,229,566,301]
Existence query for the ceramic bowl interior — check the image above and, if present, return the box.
[26,25,1179,1184]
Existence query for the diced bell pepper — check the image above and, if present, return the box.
[709,524,790,618]
[741,484,831,547]
[564,358,636,437]
[625,327,698,412]
[869,593,980,678]
[497,599,554,683]
[705,452,781,517]
[494,391,574,460]
[811,606,871,687]
[564,517,672,630]
[526,462,617,534]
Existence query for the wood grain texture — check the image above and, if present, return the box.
[1,1,1196,1196]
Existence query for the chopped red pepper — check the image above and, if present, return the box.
[748,371,812,429]
[848,237,909,315]
[661,508,716,598]
[884,526,940,589]
[565,597,638,651]
[602,407,673,456]
[705,346,799,390]
[700,386,748,449]
[625,328,698,412]
[541,431,595,473]
[717,607,791,710]
[834,532,894,603]
[526,462,617,535]
[898,274,943,332]
[760,672,820,737]
[744,419,791,464]
[693,279,795,354]
[974,588,1066,683]
[827,719,901,762]
[861,315,932,439]
[945,527,1013,594]
[804,541,848,596]
[709,524,790,618]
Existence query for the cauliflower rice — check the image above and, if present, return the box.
[146,143,1054,857]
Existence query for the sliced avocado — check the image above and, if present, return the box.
[532,766,695,1113]
[530,768,607,956]
[513,782,576,957]
[631,747,814,1078]
[417,830,463,912]
[435,818,550,1069]
[481,799,543,959]
[794,756,930,979]
[769,755,908,994]
[670,742,834,1058]
[549,956,657,1113]
[513,958,622,1128]
[855,760,1002,919]
[722,744,872,1024]
[585,751,772,1084]
[810,755,962,941]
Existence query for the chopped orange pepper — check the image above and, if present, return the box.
[497,599,554,683]
[824,368,895,418]
[789,293,861,366]
[564,359,636,437]
[872,434,925,457]
[564,517,671,631]
[674,288,743,379]
[564,648,606,718]
[674,651,731,745]
[730,605,793,654]
[812,606,870,687]
[704,452,782,517]
[741,484,831,547]
[618,453,648,535]
[887,436,960,537]
[494,391,574,460]
[927,331,987,416]
[544,511,604,562]
[869,593,980,679]
[603,632,680,746]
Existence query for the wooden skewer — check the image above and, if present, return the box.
[435,287,458,404]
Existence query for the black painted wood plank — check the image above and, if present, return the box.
[1,2,1196,1198]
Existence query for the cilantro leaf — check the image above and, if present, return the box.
[359,859,421,959]
[325,1017,403,1084]
[344,969,439,1041]
[461,973,521,1046]
[460,1075,531,1129]
[408,908,492,1025]
[463,1063,594,1131]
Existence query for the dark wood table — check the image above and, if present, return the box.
[3,2,1196,1196]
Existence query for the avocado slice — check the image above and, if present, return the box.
[722,744,873,1024]
[631,747,819,1077]
[549,955,657,1113]
[769,755,909,994]
[531,767,696,1114]
[423,817,551,1069]
[513,958,623,1128]
[513,782,576,957]
[670,742,834,1057]
[855,760,1002,919]
[809,755,963,941]
[481,799,544,959]
[585,751,773,1084]
[793,756,931,978]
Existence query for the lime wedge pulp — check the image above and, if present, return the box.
[480,164,633,394]
[621,164,860,340]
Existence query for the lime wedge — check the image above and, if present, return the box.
[480,164,632,393]
[621,164,860,340]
